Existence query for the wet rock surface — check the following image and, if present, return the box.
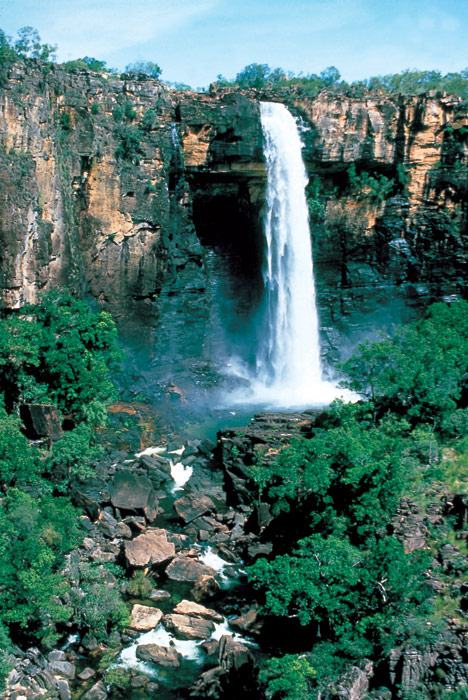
[136,643,182,668]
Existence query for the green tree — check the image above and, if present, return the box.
[14,26,56,61]
[0,489,80,646]
[69,562,129,640]
[0,406,38,488]
[259,655,317,700]
[0,291,121,421]
[125,60,162,79]
[342,301,468,424]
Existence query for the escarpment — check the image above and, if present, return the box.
[1,60,467,354]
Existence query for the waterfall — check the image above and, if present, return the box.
[222,101,350,409]
[241,101,339,407]
[257,101,322,388]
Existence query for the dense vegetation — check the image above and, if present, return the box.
[247,300,468,700]
[214,62,468,99]
[0,292,127,686]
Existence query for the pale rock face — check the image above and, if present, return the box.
[130,604,163,631]
[124,528,175,568]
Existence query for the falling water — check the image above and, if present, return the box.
[242,101,340,407]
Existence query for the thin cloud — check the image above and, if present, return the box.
[6,0,220,63]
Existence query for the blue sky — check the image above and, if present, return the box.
[1,0,467,88]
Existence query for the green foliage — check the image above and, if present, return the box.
[142,108,158,131]
[347,163,394,203]
[115,124,144,162]
[58,111,72,131]
[215,63,468,99]
[0,489,80,646]
[45,424,101,492]
[62,56,109,73]
[127,570,154,598]
[0,405,38,487]
[0,29,18,71]
[69,562,129,640]
[14,26,56,61]
[113,101,137,122]
[250,410,412,542]
[356,68,468,99]
[259,654,316,700]
[106,667,132,691]
[125,60,162,79]
[441,409,468,439]
[235,63,287,88]
[306,176,326,224]
[342,300,468,425]
[250,533,430,652]
[0,290,121,420]
[91,102,100,115]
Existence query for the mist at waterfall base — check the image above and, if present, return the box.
[219,102,352,411]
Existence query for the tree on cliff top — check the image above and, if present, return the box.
[125,60,162,79]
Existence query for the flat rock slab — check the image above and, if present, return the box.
[125,528,175,568]
[173,599,223,622]
[165,556,216,582]
[136,643,181,668]
[164,613,215,640]
[110,472,156,512]
[130,604,163,631]
[173,494,215,524]
[125,529,175,567]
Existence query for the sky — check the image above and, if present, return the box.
[0,0,467,89]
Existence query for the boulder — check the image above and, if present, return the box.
[229,607,262,636]
[173,494,215,524]
[57,679,72,700]
[47,660,75,680]
[78,668,96,681]
[110,472,157,514]
[173,599,223,622]
[165,556,216,582]
[190,666,224,698]
[192,574,221,602]
[20,403,62,440]
[124,528,175,568]
[323,661,373,700]
[130,604,163,631]
[136,643,181,667]
[82,680,108,700]
[143,489,159,523]
[219,635,255,673]
[164,613,215,640]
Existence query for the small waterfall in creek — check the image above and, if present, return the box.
[228,101,343,408]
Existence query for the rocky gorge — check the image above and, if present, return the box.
[2,57,468,700]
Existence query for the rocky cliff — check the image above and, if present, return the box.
[1,60,467,373]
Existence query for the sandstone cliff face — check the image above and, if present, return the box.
[0,60,263,318]
[0,61,467,358]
